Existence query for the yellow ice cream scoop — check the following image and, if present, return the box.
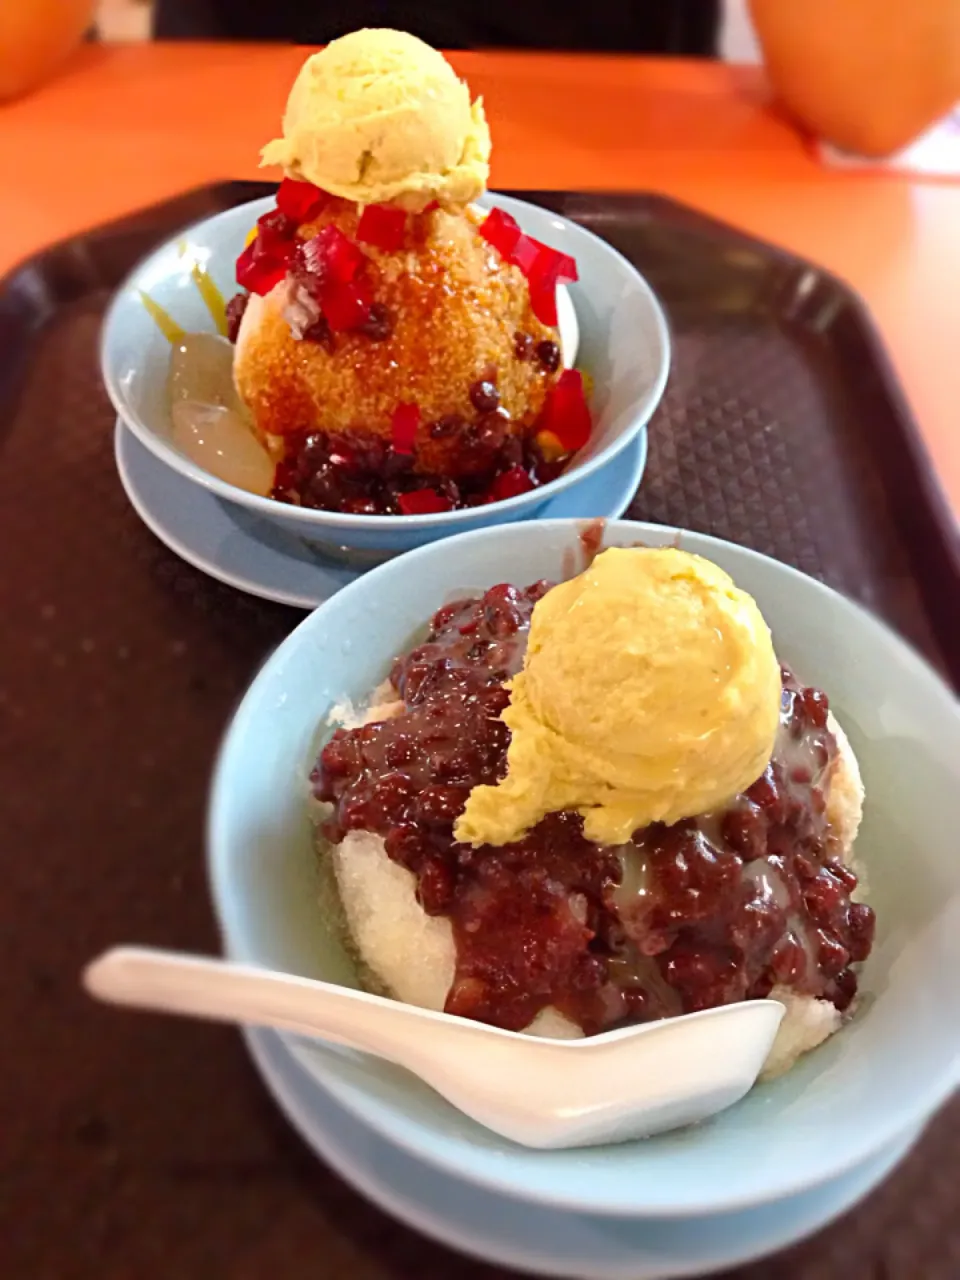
[260,28,491,212]
[455,547,782,848]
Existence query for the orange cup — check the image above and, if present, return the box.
[0,0,97,101]
[749,0,960,157]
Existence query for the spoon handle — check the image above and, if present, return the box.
[83,946,425,1063]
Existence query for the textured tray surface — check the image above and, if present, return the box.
[1,185,957,1279]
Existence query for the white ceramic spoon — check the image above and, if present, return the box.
[84,946,784,1149]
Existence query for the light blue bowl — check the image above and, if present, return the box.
[101,194,670,555]
[208,519,960,1218]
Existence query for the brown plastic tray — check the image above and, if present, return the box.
[2,183,958,1279]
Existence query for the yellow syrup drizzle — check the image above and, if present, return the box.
[189,262,228,336]
[139,291,186,344]
[140,233,246,343]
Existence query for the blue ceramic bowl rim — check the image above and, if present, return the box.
[100,193,671,531]
[207,518,960,1217]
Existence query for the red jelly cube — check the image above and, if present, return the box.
[538,369,592,452]
[531,240,578,285]
[398,488,452,515]
[305,225,367,284]
[479,208,523,258]
[528,273,559,327]
[357,204,408,252]
[256,208,296,251]
[390,402,421,454]
[275,178,327,225]
[489,465,534,501]
[510,235,541,275]
[481,210,579,326]
[235,238,287,296]
[558,251,578,282]
[526,241,579,326]
[320,277,373,331]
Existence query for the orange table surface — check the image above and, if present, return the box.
[2,42,959,518]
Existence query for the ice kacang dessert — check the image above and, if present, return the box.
[175,28,591,516]
[311,546,876,1078]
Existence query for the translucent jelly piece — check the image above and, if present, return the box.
[170,400,274,496]
[168,333,242,413]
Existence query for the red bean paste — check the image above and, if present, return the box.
[313,583,875,1033]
